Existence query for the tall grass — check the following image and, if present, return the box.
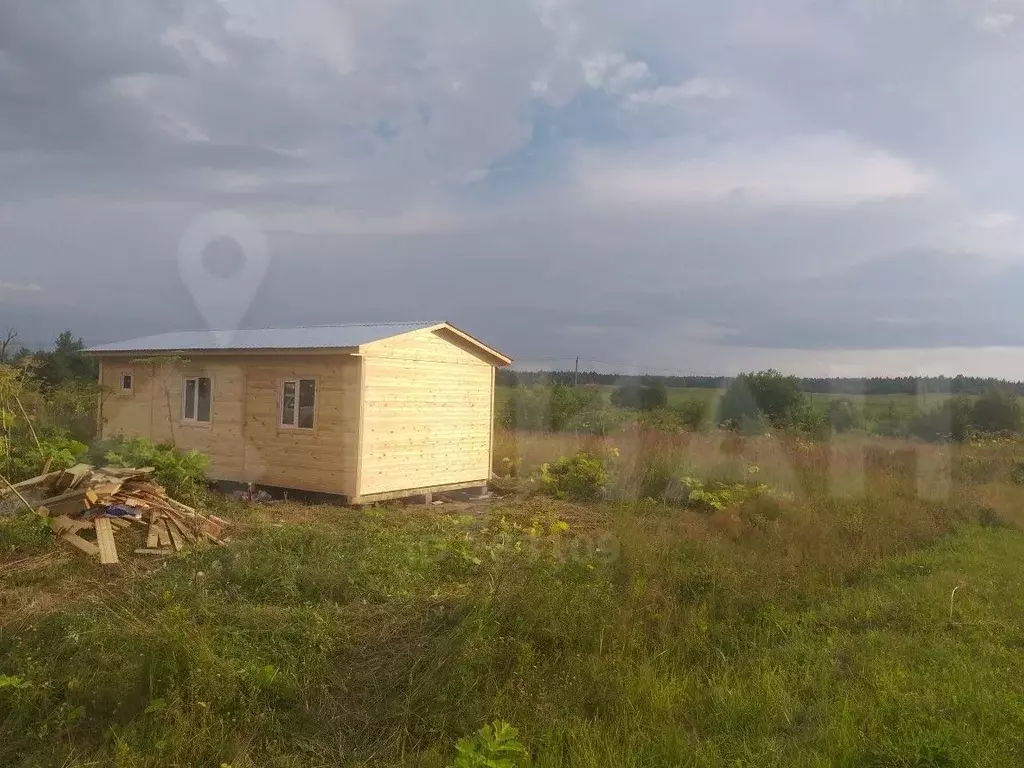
[3,429,1024,766]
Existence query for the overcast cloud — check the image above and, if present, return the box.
[3,0,1024,376]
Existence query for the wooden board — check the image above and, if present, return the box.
[51,515,91,535]
[89,481,124,498]
[41,487,90,506]
[155,519,171,548]
[94,518,119,565]
[164,515,196,543]
[62,531,99,557]
[0,470,61,498]
[165,520,185,552]
[146,519,160,549]
[134,548,173,556]
[46,497,89,519]
[105,467,155,477]
[58,464,93,491]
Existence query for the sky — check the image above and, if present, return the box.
[3,0,1024,377]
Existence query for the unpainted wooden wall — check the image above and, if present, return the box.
[357,328,495,497]
[99,354,361,496]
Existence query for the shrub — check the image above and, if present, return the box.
[539,452,606,501]
[676,397,710,431]
[970,390,1021,434]
[1011,461,1024,486]
[0,511,52,554]
[102,437,209,502]
[827,398,861,433]
[680,473,769,512]
[499,384,605,432]
[1,428,88,483]
[451,721,529,768]
[610,378,667,411]
[909,397,971,443]
[636,406,685,432]
[873,402,909,437]
[719,370,807,430]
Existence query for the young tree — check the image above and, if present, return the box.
[0,328,18,362]
[719,370,807,430]
[35,330,98,386]
[610,377,668,411]
[827,398,861,433]
[970,390,1022,434]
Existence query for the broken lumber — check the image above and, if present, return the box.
[18,463,229,562]
[62,532,99,557]
[94,518,119,565]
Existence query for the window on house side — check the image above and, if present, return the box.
[183,377,212,423]
[282,378,316,429]
[120,373,133,392]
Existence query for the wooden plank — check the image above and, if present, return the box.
[155,519,171,548]
[164,515,197,543]
[40,488,89,506]
[146,520,160,549]
[108,517,130,530]
[351,478,489,505]
[61,463,94,491]
[134,548,173,556]
[94,518,119,565]
[165,520,185,552]
[0,470,61,498]
[51,515,91,535]
[46,497,89,519]
[89,481,124,498]
[104,467,155,478]
[62,531,99,557]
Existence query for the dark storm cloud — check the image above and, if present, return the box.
[3,0,1024,375]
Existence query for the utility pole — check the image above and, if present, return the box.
[574,356,579,387]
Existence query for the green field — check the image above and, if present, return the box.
[4,430,1024,766]
[496,384,953,421]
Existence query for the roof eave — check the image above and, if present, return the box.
[84,346,360,358]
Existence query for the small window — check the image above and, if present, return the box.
[119,372,133,393]
[182,376,212,423]
[281,378,316,429]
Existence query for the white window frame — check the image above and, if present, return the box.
[181,375,213,424]
[280,377,317,430]
[119,371,134,394]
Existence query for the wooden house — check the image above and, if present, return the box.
[84,322,511,503]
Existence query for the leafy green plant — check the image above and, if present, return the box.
[539,452,606,501]
[499,384,607,432]
[0,512,52,554]
[719,370,807,430]
[451,721,529,768]
[827,397,861,433]
[1011,461,1024,486]
[680,473,770,512]
[610,377,667,411]
[102,437,209,503]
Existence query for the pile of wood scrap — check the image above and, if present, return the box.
[1,464,228,565]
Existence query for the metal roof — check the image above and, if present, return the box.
[84,322,442,354]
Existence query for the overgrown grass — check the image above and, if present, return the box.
[3,431,1024,766]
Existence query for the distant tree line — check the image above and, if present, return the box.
[0,329,98,386]
[497,369,1024,397]
[498,367,1024,442]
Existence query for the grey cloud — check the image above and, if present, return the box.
[4,0,1024,375]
